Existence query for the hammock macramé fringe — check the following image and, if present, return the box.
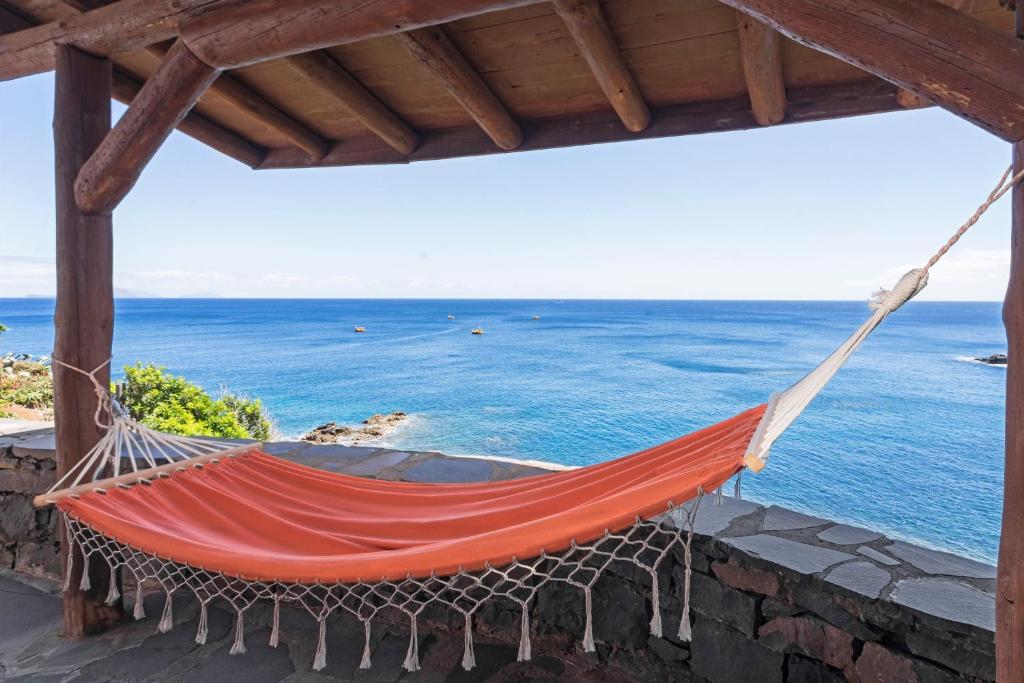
[62,498,705,672]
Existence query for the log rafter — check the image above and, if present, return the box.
[552,0,650,133]
[735,11,786,126]
[395,26,522,150]
[75,39,221,215]
[286,50,419,155]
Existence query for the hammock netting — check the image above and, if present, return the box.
[57,406,763,671]
[41,168,1024,673]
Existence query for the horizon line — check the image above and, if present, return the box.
[0,295,1007,304]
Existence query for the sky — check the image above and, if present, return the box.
[0,70,1016,301]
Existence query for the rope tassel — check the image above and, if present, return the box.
[403,615,420,672]
[133,582,145,620]
[158,593,173,633]
[312,617,328,671]
[461,613,476,671]
[105,565,120,605]
[195,602,209,645]
[649,571,662,637]
[360,620,372,670]
[269,595,281,648]
[582,588,595,653]
[63,541,75,593]
[678,529,694,642]
[79,556,92,591]
[517,605,532,662]
[230,611,247,656]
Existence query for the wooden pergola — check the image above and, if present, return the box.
[2,0,1023,676]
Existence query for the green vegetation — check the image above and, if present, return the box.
[119,363,274,440]
[0,361,53,418]
[0,352,274,441]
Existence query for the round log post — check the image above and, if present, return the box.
[53,44,123,637]
[998,5,1024,676]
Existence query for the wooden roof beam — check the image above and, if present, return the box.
[286,50,419,155]
[895,0,974,110]
[718,0,1024,142]
[395,26,521,150]
[735,12,786,126]
[0,1,264,167]
[552,0,649,133]
[75,39,220,215]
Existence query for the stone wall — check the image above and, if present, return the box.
[0,428,996,682]
[509,498,996,682]
[0,428,60,577]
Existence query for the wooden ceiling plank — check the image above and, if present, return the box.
[395,26,522,150]
[194,68,330,159]
[735,11,786,125]
[287,50,419,155]
[75,39,221,215]
[718,0,1024,141]
[552,0,650,132]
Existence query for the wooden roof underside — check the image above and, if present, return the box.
[3,0,1015,170]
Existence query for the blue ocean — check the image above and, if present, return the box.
[0,298,1006,562]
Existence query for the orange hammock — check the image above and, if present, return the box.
[39,168,1023,671]
[58,405,765,584]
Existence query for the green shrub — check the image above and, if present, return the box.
[119,363,275,440]
[0,362,53,409]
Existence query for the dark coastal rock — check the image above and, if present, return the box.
[975,354,1007,365]
[300,412,407,445]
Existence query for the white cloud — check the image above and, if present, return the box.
[842,249,1009,300]
[0,255,55,296]
[262,273,310,284]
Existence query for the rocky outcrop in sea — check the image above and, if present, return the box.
[301,412,408,445]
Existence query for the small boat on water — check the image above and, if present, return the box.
[472,328,484,335]
[448,314,455,320]
[532,315,541,320]
[354,326,366,333]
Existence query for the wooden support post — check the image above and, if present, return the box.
[552,0,650,133]
[287,50,419,155]
[395,27,522,150]
[999,4,1024,677]
[74,38,220,215]
[53,44,122,637]
[735,11,786,126]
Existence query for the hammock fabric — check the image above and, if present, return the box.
[59,405,765,584]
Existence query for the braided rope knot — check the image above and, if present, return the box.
[870,268,928,313]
